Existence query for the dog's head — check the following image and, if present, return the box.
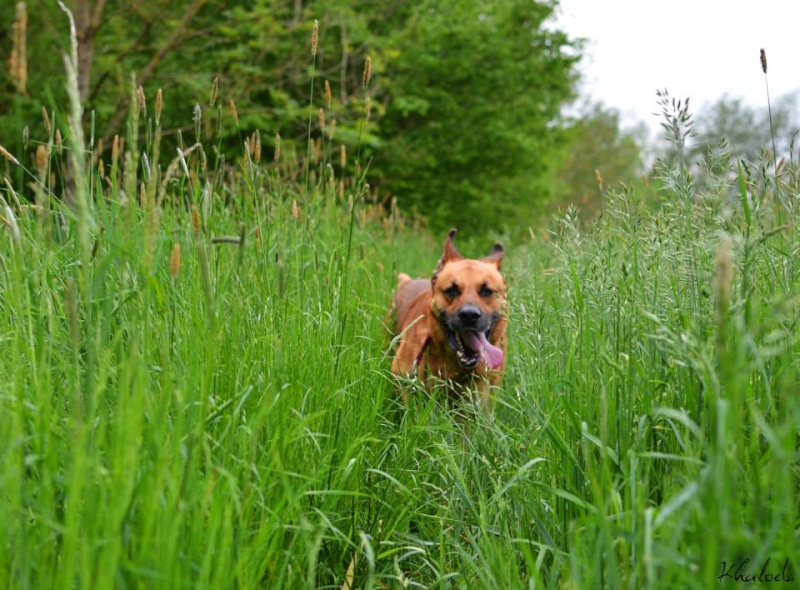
[430,229,506,370]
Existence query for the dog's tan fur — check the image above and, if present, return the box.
[390,229,507,410]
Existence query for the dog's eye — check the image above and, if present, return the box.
[443,284,461,298]
[479,284,495,298]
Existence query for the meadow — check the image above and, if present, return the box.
[1,17,799,590]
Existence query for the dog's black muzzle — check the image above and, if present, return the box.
[439,304,499,369]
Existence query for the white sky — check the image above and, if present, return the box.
[555,0,800,138]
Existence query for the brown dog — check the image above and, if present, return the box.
[390,229,507,409]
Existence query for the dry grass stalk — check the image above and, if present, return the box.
[340,551,357,590]
[8,2,28,95]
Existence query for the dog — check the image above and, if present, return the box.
[390,229,507,410]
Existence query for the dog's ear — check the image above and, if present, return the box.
[432,228,463,282]
[482,243,504,269]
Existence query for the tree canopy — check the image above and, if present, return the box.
[2,0,584,233]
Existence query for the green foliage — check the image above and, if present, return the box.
[377,0,581,233]
[1,0,581,235]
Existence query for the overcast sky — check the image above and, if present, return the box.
[555,0,800,138]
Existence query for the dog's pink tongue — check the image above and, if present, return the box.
[463,331,504,369]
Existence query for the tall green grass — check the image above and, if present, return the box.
[1,13,798,589]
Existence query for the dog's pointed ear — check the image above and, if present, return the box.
[482,243,504,269]
[432,228,463,282]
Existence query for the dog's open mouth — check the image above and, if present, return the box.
[446,328,504,370]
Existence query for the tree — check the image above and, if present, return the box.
[2,0,582,236]
[554,103,645,220]
[375,0,581,233]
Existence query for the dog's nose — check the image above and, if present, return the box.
[458,304,481,325]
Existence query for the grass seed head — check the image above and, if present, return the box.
[340,144,346,168]
[253,130,261,163]
[155,88,163,126]
[311,19,319,56]
[0,145,20,166]
[324,79,332,108]
[274,132,281,162]
[760,48,767,74]
[41,106,51,135]
[209,76,219,107]
[112,134,120,165]
[318,107,326,131]
[136,85,146,117]
[191,205,202,238]
[35,144,49,176]
[193,103,202,139]
[9,2,28,95]
[363,56,372,90]
[229,99,239,126]
[169,242,182,281]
